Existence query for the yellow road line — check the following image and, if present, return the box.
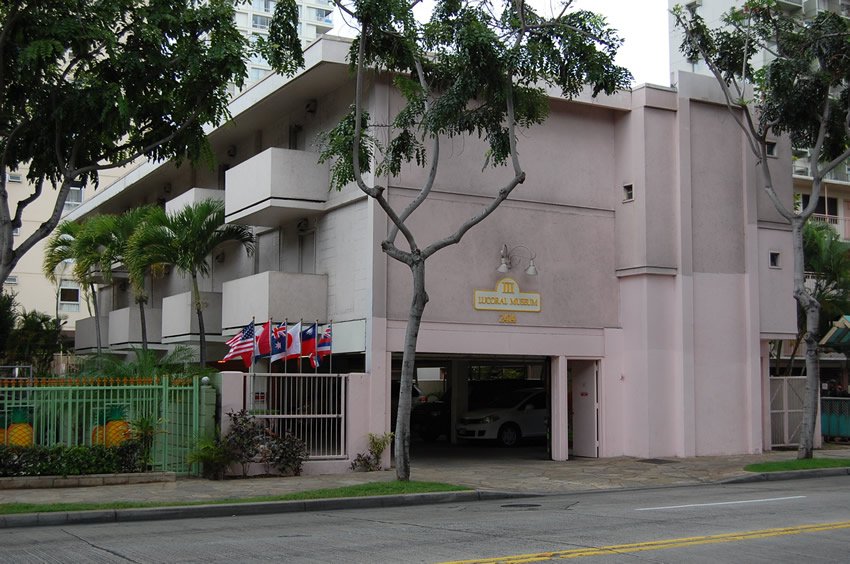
[440,520,850,563]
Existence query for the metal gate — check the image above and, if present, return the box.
[770,376,806,447]
[246,373,347,459]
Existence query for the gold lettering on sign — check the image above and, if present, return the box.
[473,277,542,313]
[498,313,517,324]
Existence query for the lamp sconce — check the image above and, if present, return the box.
[214,252,226,264]
[497,244,538,276]
[163,183,172,195]
[226,145,237,158]
[305,99,317,114]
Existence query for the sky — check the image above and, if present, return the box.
[331,0,671,87]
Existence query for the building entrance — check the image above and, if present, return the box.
[391,355,550,460]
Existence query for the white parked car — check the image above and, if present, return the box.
[456,388,547,447]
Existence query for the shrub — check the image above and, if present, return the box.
[224,410,266,477]
[268,432,308,477]
[350,432,393,472]
[187,434,236,480]
[0,441,144,477]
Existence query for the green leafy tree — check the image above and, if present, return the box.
[78,207,157,351]
[0,0,249,285]
[5,309,64,375]
[126,199,254,367]
[781,222,850,374]
[267,0,630,479]
[674,1,850,457]
[43,220,104,354]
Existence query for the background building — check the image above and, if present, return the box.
[65,37,797,469]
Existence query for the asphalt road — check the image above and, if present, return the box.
[2,476,850,563]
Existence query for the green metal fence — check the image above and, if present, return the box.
[0,375,208,475]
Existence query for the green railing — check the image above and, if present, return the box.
[0,375,213,475]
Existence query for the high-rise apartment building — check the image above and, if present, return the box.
[233,0,334,93]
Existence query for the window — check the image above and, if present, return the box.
[769,251,781,269]
[6,173,21,183]
[252,0,276,12]
[4,276,17,285]
[766,142,777,157]
[312,7,333,22]
[248,67,268,82]
[252,14,271,29]
[63,183,83,212]
[58,279,80,312]
[801,194,837,216]
[622,183,634,202]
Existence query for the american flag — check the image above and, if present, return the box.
[222,321,256,368]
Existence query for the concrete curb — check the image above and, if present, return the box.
[0,490,539,529]
[721,467,850,484]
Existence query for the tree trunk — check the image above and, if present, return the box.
[792,218,820,459]
[192,272,206,367]
[138,297,148,353]
[394,260,428,481]
[90,282,102,356]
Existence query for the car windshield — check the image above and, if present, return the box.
[480,390,537,409]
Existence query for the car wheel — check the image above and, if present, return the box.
[498,423,521,447]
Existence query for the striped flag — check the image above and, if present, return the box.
[312,323,332,368]
[222,321,256,368]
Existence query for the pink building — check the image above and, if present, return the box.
[67,37,797,471]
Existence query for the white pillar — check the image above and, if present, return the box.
[550,355,569,461]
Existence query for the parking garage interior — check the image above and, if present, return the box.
[390,354,556,461]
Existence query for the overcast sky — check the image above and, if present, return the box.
[331,0,671,86]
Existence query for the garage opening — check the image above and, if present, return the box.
[390,354,551,461]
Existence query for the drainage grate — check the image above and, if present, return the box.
[501,503,542,508]
[638,458,676,465]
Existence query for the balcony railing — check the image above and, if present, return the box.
[224,148,330,227]
[161,291,223,344]
[220,271,328,334]
[108,306,162,349]
[810,213,850,241]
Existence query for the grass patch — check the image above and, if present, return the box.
[744,458,850,473]
[0,480,469,515]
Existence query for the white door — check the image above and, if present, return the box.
[571,361,598,458]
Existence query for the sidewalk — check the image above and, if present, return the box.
[3,444,849,507]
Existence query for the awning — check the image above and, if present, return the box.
[819,315,850,347]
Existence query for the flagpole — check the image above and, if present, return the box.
[249,316,256,414]
[283,318,288,375]
[268,317,273,373]
[299,318,303,373]
[315,319,319,374]
[329,319,333,375]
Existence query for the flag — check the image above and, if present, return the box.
[301,323,317,358]
[256,320,273,357]
[270,322,287,364]
[312,323,332,368]
[222,321,256,368]
[301,323,318,368]
[285,321,301,360]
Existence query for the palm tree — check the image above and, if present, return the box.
[127,199,254,366]
[43,220,104,354]
[81,207,156,351]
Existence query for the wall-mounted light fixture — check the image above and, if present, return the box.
[214,252,226,264]
[497,244,538,276]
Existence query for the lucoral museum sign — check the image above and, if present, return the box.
[474,278,541,312]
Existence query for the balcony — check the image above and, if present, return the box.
[165,188,224,215]
[108,306,163,349]
[221,271,327,333]
[74,316,109,353]
[811,213,850,241]
[225,148,330,227]
[161,291,223,344]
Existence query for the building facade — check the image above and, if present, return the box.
[66,37,797,466]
